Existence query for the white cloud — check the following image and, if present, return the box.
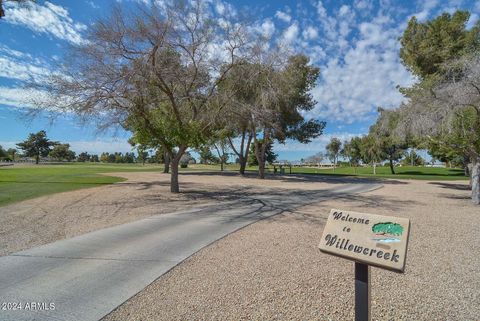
[215,2,226,15]
[315,1,339,42]
[308,17,414,122]
[260,19,275,38]
[411,0,438,21]
[302,26,318,40]
[275,133,359,153]
[354,0,373,11]
[0,55,51,82]
[0,87,48,109]
[86,1,100,9]
[4,1,86,45]
[275,10,291,23]
[282,22,299,45]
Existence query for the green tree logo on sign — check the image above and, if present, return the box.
[372,222,404,236]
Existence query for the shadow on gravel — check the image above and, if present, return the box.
[439,193,471,200]
[268,193,422,226]
[179,171,409,185]
[429,182,470,191]
[117,180,174,190]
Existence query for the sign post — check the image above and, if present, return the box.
[354,262,370,321]
[319,209,410,320]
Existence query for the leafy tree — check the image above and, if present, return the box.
[90,154,99,162]
[137,150,149,165]
[100,153,109,163]
[401,150,425,166]
[326,137,341,171]
[369,108,407,174]
[360,135,383,175]
[396,11,480,204]
[49,143,76,161]
[128,137,149,165]
[304,152,324,164]
[248,139,277,166]
[341,137,362,173]
[16,130,57,164]
[6,148,17,161]
[123,152,135,163]
[77,152,91,162]
[114,153,122,163]
[212,138,230,171]
[221,55,325,179]
[197,146,218,165]
[0,145,7,159]
[400,11,480,82]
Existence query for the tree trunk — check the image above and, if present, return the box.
[220,160,224,171]
[255,138,266,179]
[389,157,395,174]
[239,157,247,175]
[258,159,266,179]
[170,157,180,193]
[163,152,170,174]
[169,147,186,193]
[373,162,376,175]
[471,157,480,205]
[35,154,39,164]
[254,130,269,179]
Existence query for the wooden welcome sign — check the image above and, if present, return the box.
[319,209,411,321]
[319,209,410,272]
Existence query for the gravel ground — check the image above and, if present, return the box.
[0,172,216,256]
[103,179,480,321]
[0,171,344,256]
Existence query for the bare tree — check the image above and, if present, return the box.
[304,152,324,164]
[32,2,249,193]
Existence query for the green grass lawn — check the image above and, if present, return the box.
[0,162,468,207]
[0,163,166,207]
[288,165,469,180]
[191,163,468,181]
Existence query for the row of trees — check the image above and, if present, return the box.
[0,145,18,161]
[302,135,424,176]
[340,10,480,204]
[13,130,73,164]
[4,130,164,164]
[34,1,326,192]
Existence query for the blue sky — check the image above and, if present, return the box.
[0,0,479,161]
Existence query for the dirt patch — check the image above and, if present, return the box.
[103,179,480,321]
